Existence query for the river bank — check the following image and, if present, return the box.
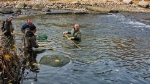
[0,1,150,25]
[0,1,150,14]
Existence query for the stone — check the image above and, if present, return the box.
[15,3,27,9]
[138,1,149,8]
[123,0,133,4]
[32,4,44,10]
[85,6,110,13]
[0,7,14,14]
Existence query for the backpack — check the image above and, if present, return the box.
[1,21,5,32]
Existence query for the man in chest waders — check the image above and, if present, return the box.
[1,16,15,49]
[21,18,36,33]
[63,24,81,44]
[23,25,39,72]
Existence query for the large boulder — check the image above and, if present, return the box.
[41,8,51,12]
[138,1,149,8]
[85,6,110,13]
[15,3,27,9]
[39,55,70,67]
[123,0,133,4]
[32,4,44,10]
[13,9,22,15]
[0,7,14,14]
[26,4,33,9]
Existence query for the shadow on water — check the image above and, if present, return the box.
[11,13,150,84]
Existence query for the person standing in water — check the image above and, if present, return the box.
[21,18,36,33]
[23,25,39,72]
[1,16,15,48]
[63,24,81,44]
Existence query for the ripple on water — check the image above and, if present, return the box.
[11,14,150,84]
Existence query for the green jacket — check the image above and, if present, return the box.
[68,29,81,42]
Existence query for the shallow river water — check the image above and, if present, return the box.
[10,13,150,84]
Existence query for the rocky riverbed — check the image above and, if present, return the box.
[1,0,150,25]
[0,0,150,14]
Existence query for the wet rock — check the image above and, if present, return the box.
[109,10,119,13]
[0,7,14,14]
[15,3,27,9]
[42,8,51,12]
[13,9,22,15]
[138,1,149,8]
[85,6,110,13]
[26,4,33,9]
[0,13,4,16]
[32,4,44,10]
[39,55,70,67]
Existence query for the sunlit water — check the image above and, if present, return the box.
[10,13,150,84]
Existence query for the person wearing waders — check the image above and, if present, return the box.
[1,16,15,48]
[23,25,39,72]
[21,18,36,33]
[63,24,81,44]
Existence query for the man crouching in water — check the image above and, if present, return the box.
[23,25,39,72]
[63,24,81,44]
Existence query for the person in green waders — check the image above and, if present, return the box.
[23,25,39,72]
[63,24,81,44]
[1,16,15,49]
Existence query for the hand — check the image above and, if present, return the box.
[68,37,74,40]
[11,32,14,36]
[41,44,46,47]
[70,37,74,40]
[63,31,68,35]
[36,40,38,44]
[68,38,71,40]
[38,44,46,47]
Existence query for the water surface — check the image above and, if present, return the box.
[12,13,150,84]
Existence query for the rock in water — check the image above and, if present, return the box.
[39,55,70,67]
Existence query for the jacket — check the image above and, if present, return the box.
[68,29,81,42]
[3,19,14,37]
[21,23,35,33]
[24,30,39,50]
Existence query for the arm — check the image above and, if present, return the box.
[74,32,81,40]
[71,32,81,41]
[63,31,71,35]
[67,31,71,34]
[21,23,26,30]
[4,21,11,36]
[30,36,39,48]
[31,24,36,28]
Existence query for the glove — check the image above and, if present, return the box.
[4,31,11,37]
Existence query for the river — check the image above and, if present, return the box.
[10,13,150,84]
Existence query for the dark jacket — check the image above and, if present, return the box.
[68,29,81,42]
[21,23,35,33]
[24,30,39,50]
[3,19,14,37]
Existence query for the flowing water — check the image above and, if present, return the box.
[11,13,150,84]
